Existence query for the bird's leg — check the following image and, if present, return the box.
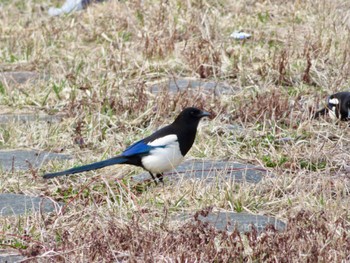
[149,172,158,185]
[156,173,164,185]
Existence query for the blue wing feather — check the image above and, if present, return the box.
[122,139,154,157]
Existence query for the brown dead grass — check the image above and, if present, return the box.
[0,0,350,261]
[17,209,350,262]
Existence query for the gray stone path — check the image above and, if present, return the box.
[175,211,286,233]
[197,211,286,233]
[0,71,47,85]
[0,150,71,171]
[0,250,24,263]
[0,193,60,216]
[0,114,63,124]
[149,78,235,95]
[133,159,267,184]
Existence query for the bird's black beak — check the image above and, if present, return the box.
[199,111,211,118]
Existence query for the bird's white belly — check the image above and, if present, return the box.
[141,142,184,174]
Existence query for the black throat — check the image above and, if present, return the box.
[172,121,198,156]
[170,112,204,156]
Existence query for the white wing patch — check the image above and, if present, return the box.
[142,134,184,174]
[148,134,178,147]
[329,98,339,105]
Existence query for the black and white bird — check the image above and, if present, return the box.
[43,107,211,184]
[314,91,350,121]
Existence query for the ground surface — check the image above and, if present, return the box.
[0,0,350,261]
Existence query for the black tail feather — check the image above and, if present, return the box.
[43,156,128,179]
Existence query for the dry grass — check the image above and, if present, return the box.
[0,0,350,261]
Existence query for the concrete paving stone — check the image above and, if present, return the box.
[133,159,267,184]
[0,250,25,263]
[0,71,48,85]
[0,193,60,216]
[176,211,286,233]
[0,150,71,171]
[0,114,63,124]
[197,211,286,233]
[149,78,236,95]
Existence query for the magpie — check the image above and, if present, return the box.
[43,107,211,184]
[314,91,350,121]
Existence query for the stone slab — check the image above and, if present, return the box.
[0,250,25,263]
[133,159,267,184]
[0,114,63,124]
[198,211,286,233]
[0,150,71,171]
[149,78,235,96]
[0,194,60,216]
[176,211,286,233]
[0,71,47,85]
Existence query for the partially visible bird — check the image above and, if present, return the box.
[314,91,350,121]
[43,107,211,184]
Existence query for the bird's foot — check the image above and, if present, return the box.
[156,173,164,185]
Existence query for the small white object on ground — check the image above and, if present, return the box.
[230,31,252,40]
[48,0,83,16]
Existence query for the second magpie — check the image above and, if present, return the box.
[314,91,350,121]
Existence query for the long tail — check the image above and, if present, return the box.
[43,156,128,179]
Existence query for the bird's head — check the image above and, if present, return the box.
[327,96,339,109]
[174,107,211,125]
